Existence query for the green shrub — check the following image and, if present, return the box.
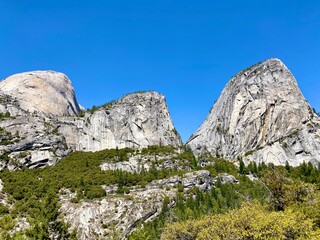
[84,186,106,199]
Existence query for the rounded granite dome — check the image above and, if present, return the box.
[0,70,80,116]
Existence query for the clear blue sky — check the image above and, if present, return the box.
[0,0,319,142]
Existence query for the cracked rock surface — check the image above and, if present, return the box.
[0,71,181,169]
[60,91,182,152]
[188,58,320,166]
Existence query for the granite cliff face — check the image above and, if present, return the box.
[2,60,319,170]
[0,72,181,169]
[0,91,71,170]
[0,71,80,116]
[188,58,320,166]
[60,91,182,151]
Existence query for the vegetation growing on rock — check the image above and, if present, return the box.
[0,146,320,239]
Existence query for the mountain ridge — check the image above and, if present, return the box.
[1,58,320,169]
[0,73,182,169]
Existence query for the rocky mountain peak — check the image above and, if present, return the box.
[188,58,320,166]
[0,70,80,116]
[118,91,164,104]
[227,58,300,89]
[103,91,168,112]
[61,90,182,152]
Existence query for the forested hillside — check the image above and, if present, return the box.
[1,146,320,239]
[130,159,320,239]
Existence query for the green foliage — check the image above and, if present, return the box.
[2,144,320,239]
[263,167,290,211]
[161,201,320,240]
[0,214,16,231]
[0,214,26,239]
[129,196,171,240]
[244,149,256,156]
[0,204,9,215]
[129,172,268,239]
[88,99,117,114]
[0,146,193,237]
[247,161,258,173]
[140,145,176,156]
[291,161,320,184]
[131,159,320,239]
[0,148,183,203]
[0,153,10,163]
[87,92,153,115]
[238,161,320,211]
[0,112,11,119]
[286,129,300,139]
[84,185,106,199]
[172,145,197,169]
[204,157,238,177]
[239,159,245,174]
[77,110,85,117]
[0,127,14,146]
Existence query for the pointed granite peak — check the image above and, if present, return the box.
[0,70,80,116]
[188,58,320,166]
[227,58,297,89]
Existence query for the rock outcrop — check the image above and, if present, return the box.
[0,71,80,116]
[0,89,71,170]
[0,179,5,205]
[0,114,71,170]
[100,147,185,173]
[59,170,236,239]
[188,58,320,166]
[59,91,182,152]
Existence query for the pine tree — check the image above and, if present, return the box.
[239,159,245,174]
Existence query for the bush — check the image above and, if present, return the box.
[0,204,9,215]
[161,202,320,240]
[123,186,130,194]
[70,198,79,203]
[84,186,106,199]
